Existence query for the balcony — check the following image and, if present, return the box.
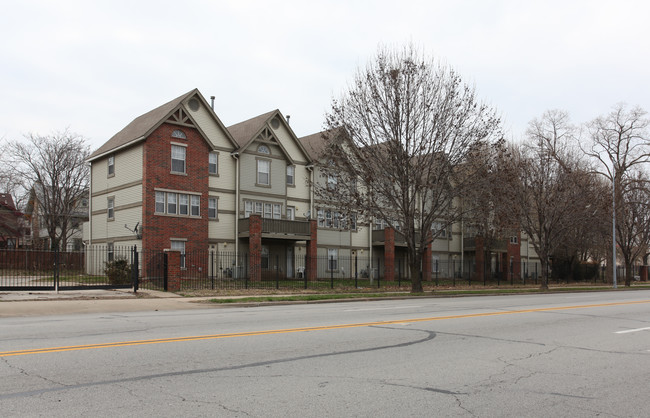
[372,229,420,247]
[463,237,508,252]
[238,218,312,240]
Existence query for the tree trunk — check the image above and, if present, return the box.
[410,262,423,293]
[625,260,633,287]
[540,259,549,290]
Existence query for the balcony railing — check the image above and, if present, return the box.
[372,230,421,246]
[463,237,508,252]
[238,218,311,238]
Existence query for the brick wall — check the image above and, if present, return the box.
[142,122,210,253]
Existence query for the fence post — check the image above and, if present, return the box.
[330,256,334,289]
[276,255,280,290]
[163,252,169,291]
[131,245,139,292]
[355,255,358,289]
[452,259,456,287]
[377,257,381,288]
[304,254,308,289]
[210,251,215,290]
[398,258,401,287]
[54,247,59,292]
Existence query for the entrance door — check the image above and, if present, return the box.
[286,247,294,278]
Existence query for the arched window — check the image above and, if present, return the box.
[171,129,187,139]
[257,145,270,154]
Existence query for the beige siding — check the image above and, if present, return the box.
[209,213,235,239]
[271,123,310,164]
[91,206,142,241]
[92,145,143,192]
[187,101,234,151]
[286,165,310,201]
[317,229,352,247]
[239,153,286,195]
[209,152,237,192]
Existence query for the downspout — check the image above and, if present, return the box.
[306,164,314,216]
[88,162,92,246]
[231,151,240,264]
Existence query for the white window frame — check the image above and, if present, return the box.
[286,165,295,186]
[286,206,295,221]
[191,195,200,216]
[327,174,337,190]
[208,197,218,219]
[107,197,114,220]
[107,155,115,176]
[155,191,165,213]
[510,236,518,244]
[273,204,281,220]
[264,203,272,219]
[179,194,189,215]
[245,201,253,218]
[327,248,338,271]
[171,144,186,174]
[167,192,177,214]
[257,159,270,186]
[209,152,218,175]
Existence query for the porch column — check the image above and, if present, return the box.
[249,214,262,282]
[306,219,318,281]
[384,227,395,281]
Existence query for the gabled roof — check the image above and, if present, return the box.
[227,110,313,165]
[88,89,197,161]
[88,89,239,161]
[299,128,347,161]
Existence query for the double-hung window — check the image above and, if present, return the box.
[167,192,177,214]
[286,165,295,186]
[208,198,218,219]
[108,155,115,176]
[327,248,338,271]
[107,197,114,220]
[155,191,165,213]
[191,195,200,216]
[264,203,272,219]
[209,152,218,174]
[245,201,253,218]
[171,145,186,173]
[273,204,281,219]
[179,194,189,215]
[257,159,270,186]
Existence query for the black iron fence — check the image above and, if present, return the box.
[0,246,634,292]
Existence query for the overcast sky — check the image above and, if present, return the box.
[1,0,648,152]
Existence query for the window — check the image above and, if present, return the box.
[264,203,272,219]
[108,155,115,176]
[170,240,186,268]
[257,159,270,185]
[245,201,253,218]
[171,129,186,139]
[286,165,295,186]
[273,204,281,220]
[208,197,218,219]
[328,248,338,271]
[325,210,332,228]
[255,202,263,215]
[257,145,270,154]
[179,194,189,215]
[155,191,165,213]
[171,145,186,173]
[317,209,324,227]
[432,222,446,238]
[286,206,295,221]
[191,195,200,216]
[510,236,518,244]
[209,152,218,174]
[167,192,177,214]
[333,212,340,229]
[107,242,114,262]
[327,174,337,190]
[107,197,114,220]
[350,213,357,230]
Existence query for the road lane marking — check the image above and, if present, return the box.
[2,299,649,357]
[344,305,422,312]
[615,326,650,334]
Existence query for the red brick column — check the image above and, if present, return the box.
[475,237,485,282]
[305,220,318,281]
[384,227,395,281]
[165,250,181,292]
[249,215,262,282]
[422,233,432,282]
[640,265,648,281]
[507,233,521,281]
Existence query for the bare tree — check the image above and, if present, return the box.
[4,129,90,250]
[512,110,598,289]
[586,104,650,286]
[318,44,502,292]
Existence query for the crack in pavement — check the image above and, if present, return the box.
[0,326,437,400]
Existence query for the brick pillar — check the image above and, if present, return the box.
[501,252,508,282]
[475,237,485,282]
[422,233,432,282]
[384,227,395,281]
[306,219,318,281]
[640,265,648,281]
[165,250,181,292]
[249,215,262,282]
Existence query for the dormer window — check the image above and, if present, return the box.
[171,129,187,139]
[257,145,270,154]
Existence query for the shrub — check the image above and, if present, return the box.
[104,257,132,285]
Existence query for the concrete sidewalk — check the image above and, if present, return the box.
[0,289,213,317]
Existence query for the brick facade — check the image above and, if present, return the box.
[384,227,395,281]
[142,123,210,253]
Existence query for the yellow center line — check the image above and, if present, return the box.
[2,299,649,357]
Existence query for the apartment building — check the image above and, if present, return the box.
[86,89,540,281]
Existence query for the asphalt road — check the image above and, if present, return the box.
[1,291,649,417]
